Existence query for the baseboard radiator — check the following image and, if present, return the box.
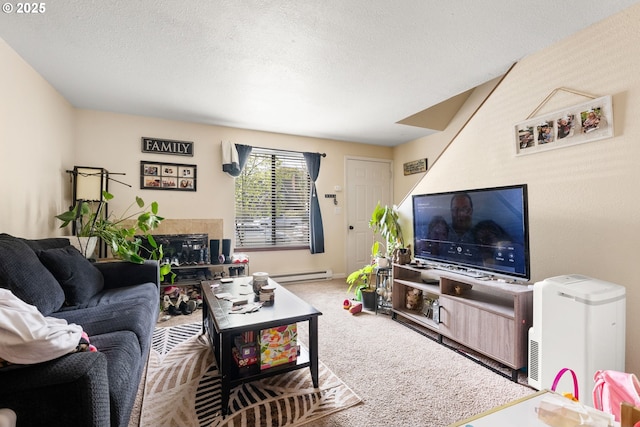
[270,270,333,283]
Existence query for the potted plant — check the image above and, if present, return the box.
[346,243,378,310]
[371,240,389,268]
[346,203,409,309]
[56,191,174,282]
[369,202,410,264]
[55,199,105,258]
[346,263,376,309]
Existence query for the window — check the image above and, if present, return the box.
[235,148,310,249]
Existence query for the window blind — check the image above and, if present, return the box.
[235,148,310,249]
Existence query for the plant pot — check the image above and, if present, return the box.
[376,257,389,268]
[65,236,98,259]
[360,288,377,311]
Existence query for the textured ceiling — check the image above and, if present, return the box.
[1,1,637,146]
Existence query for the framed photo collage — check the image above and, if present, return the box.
[140,161,197,191]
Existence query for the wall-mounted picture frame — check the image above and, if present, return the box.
[140,161,196,191]
[515,95,613,156]
[403,158,428,175]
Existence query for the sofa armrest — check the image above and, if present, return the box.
[95,260,160,290]
[0,352,110,427]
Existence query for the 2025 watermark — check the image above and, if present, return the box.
[2,3,46,13]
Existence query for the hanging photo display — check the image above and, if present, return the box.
[514,95,613,156]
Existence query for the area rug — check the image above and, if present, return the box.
[139,323,362,427]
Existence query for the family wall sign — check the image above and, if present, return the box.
[141,137,194,156]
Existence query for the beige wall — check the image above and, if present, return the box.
[393,75,504,206]
[0,35,392,277]
[72,110,393,277]
[395,5,640,374]
[0,39,75,238]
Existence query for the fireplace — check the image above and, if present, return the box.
[141,233,209,266]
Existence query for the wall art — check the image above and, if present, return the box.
[515,95,613,156]
[403,158,428,175]
[141,137,194,156]
[140,161,196,191]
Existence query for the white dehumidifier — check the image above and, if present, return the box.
[528,274,625,407]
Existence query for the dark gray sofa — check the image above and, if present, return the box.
[0,234,160,427]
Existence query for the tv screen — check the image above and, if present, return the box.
[412,184,530,280]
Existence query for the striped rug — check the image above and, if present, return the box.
[139,323,361,427]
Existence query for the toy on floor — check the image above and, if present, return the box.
[342,299,362,314]
[348,302,362,314]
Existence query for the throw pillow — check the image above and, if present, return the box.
[0,234,66,316]
[18,235,71,251]
[37,246,104,307]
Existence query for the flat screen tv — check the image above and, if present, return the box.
[412,184,530,280]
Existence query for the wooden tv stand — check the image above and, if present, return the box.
[392,263,533,381]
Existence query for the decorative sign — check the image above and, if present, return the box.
[140,161,196,191]
[141,137,194,156]
[403,158,428,175]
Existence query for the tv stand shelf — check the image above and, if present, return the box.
[392,263,533,380]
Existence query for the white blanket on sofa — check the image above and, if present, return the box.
[0,289,82,364]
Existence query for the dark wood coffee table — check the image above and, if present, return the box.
[201,277,322,415]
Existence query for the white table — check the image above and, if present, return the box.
[0,409,16,427]
[449,390,618,427]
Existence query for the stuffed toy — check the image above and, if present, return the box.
[405,288,422,310]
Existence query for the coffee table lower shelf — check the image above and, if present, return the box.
[226,346,311,386]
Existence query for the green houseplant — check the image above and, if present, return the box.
[346,242,379,310]
[346,203,409,310]
[369,202,405,260]
[346,263,375,295]
[369,202,411,264]
[56,191,174,282]
[346,264,377,309]
[54,198,105,258]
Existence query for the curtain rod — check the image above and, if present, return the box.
[243,144,325,157]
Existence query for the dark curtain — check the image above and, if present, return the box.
[234,144,252,175]
[303,152,325,254]
[222,143,252,177]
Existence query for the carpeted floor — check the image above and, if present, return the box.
[280,279,535,426]
[132,279,537,426]
[136,321,361,427]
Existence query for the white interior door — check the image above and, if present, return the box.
[346,158,392,276]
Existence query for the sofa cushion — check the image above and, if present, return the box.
[52,282,159,357]
[37,246,104,307]
[0,235,65,316]
[89,330,142,427]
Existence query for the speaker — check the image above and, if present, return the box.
[209,239,220,264]
[221,239,232,264]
